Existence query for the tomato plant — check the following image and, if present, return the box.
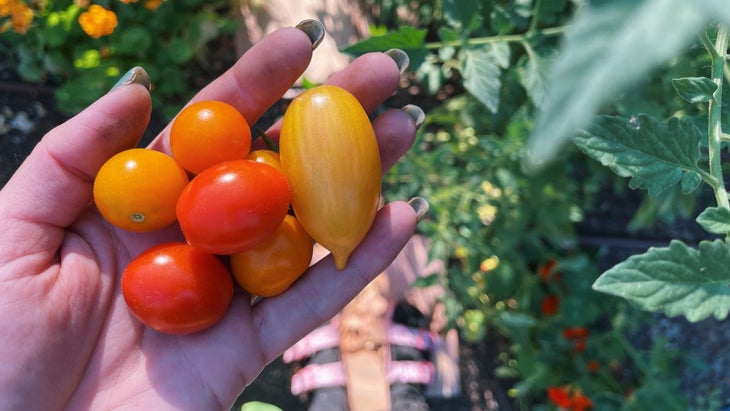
[176,159,291,255]
[170,100,252,174]
[122,242,234,335]
[93,148,189,232]
[279,84,381,270]
[231,214,313,297]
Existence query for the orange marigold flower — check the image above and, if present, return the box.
[78,4,117,38]
[571,392,593,411]
[547,386,572,408]
[562,326,589,340]
[0,0,33,34]
[541,295,559,316]
[547,386,593,411]
[119,0,139,3]
[11,2,31,33]
[143,0,163,10]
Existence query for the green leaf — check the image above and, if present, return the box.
[592,239,730,322]
[672,77,717,103]
[166,38,194,64]
[443,0,482,34]
[459,43,508,113]
[116,26,153,55]
[341,26,428,68]
[518,51,551,108]
[572,115,704,196]
[525,0,709,170]
[696,206,730,234]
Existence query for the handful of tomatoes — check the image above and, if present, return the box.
[92,85,381,335]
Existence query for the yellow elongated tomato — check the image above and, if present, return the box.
[279,85,381,270]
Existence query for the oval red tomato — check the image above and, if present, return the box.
[121,242,234,335]
[176,159,291,255]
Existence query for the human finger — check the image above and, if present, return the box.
[149,21,323,153]
[259,49,408,148]
[250,200,425,362]
[0,70,152,260]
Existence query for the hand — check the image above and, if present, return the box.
[0,21,423,410]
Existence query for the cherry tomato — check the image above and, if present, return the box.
[231,214,313,297]
[93,148,189,232]
[248,149,282,172]
[279,85,381,269]
[176,159,291,255]
[170,100,252,174]
[122,242,234,334]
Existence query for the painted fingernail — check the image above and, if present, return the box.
[402,104,425,129]
[296,19,325,50]
[408,196,429,222]
[385,48,409,74]
[111,66,151,91]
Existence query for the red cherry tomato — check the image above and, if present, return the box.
[121,242,234,335]
[176,159,291,255]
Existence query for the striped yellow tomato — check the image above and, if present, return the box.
[279,85,381,270]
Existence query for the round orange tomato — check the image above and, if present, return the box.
[122,242,234,334]
[231,214,313,297]
[248,149,282,172]
[176,160,291,255]
[93,148,189,232]
[170,100,252,174]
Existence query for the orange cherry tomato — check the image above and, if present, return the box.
[248,149,282,172]
[122,242,234,334]
[279,85,381,270]
[231,214,313,297]
[170,100,252,174]
[93,148,189,232]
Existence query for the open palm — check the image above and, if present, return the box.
[0,24,420,410]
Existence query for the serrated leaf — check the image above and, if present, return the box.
[672,77,717,103]
[518,51,550,108]
[460,44,508,113]
[572,115,704,196]
[341,26,428,68]
[696,206,730,234]
[593,239,730,322]
[525,0,709,170]
[443,0,482,34]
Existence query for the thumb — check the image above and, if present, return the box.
[0,67,152,245]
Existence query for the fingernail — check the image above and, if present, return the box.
[111,66,151,91]
[408,196,429,222]
[402,104,425,129]
[296,19,325,50]
[385,48,409,74]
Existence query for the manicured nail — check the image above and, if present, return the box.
[111,66,151,91]
[385,48,409,74]
[296,19,325,50]
[408,196,429,222]
[402,104,425,129]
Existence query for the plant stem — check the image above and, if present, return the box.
[706,25,730,212]
[424,26,567,50]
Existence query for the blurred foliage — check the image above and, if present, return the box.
[354,0,728,409]
[0,0,239,119]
